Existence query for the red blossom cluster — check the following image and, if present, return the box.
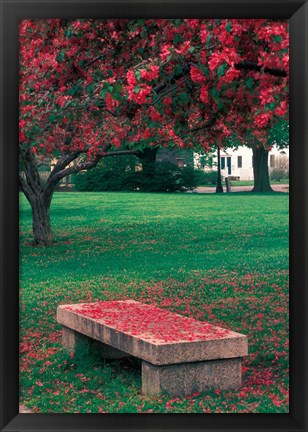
[139,65,160,81]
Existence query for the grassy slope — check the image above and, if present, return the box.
[19,191,289,413]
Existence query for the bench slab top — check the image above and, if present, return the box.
[57,300,248,365]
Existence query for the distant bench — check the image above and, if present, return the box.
[57,300,248,397]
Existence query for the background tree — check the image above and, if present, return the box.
[19,18,289,244]
[270,155,289,182]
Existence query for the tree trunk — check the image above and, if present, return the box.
[19,146,142,246]
[29,193,52,245]
[137,147,158,177]
[19,147,54,245]
[216,145,223,193]
[252,146,273,192]
[20,147,106,246]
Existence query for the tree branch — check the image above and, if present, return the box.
[189,60,287,78]
[84,55,105,69]
[47,155,103,184]
[152,76,191,105]
[20,147,42,195]
[234,60,287,77]
[48,151,81,179]
[19,173,33,203]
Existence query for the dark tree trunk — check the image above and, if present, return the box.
[19,146,139,246]
[19,147,94,246]
[29,193,52,245]
[216,145,223,193]
[136,147,158,177]
[252,146,273,192]
[19,147,62,246]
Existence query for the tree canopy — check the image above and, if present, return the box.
[20,19,288,157]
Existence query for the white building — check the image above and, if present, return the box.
[194,145,289,180]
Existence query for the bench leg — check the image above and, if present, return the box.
[142,358,242,397]
[61,326,129,359]
[62,326,89,352]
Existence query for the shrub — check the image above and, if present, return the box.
[194,170,218,185]
[134,162,199,192]
[73,155,137,191]
[74,159,199,192]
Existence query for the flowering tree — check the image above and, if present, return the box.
[20,19,289,244]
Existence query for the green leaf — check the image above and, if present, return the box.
[86,84,94,95]
[65,28,72,39]
[56,52,65,63]
[174,19,182,27]
[206,35,213,47]
[99,88,108,98]
[173,34,184,45]
[217,64,227,78]
[226,21,232,32]
[217,100,224,111]
[67,86,79,96]
[111,84,121,101]
[179,92,188,102]
[210,87,220,103]
[200,65,210,77]
[174,65,183,76]
[31,125,41,134]
[265,102,276,111]
[245,77,254,90]
[48,114,55,123]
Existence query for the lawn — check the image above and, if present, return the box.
[19,191,289,413]
[230,179,289,187]
[199,179,289,187]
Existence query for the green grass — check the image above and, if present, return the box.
[231,179,289,186]
[19,191,289,413]
[199,179,289,187]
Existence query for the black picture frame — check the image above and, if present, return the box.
[1,1,307,431]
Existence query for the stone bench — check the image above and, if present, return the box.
[57,300,248,397]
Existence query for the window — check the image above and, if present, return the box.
[270,155,275,168]
[227,157,231,175]
[221,157,225,170]
[237,156,242,168]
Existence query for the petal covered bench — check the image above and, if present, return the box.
[57,300,248,397]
